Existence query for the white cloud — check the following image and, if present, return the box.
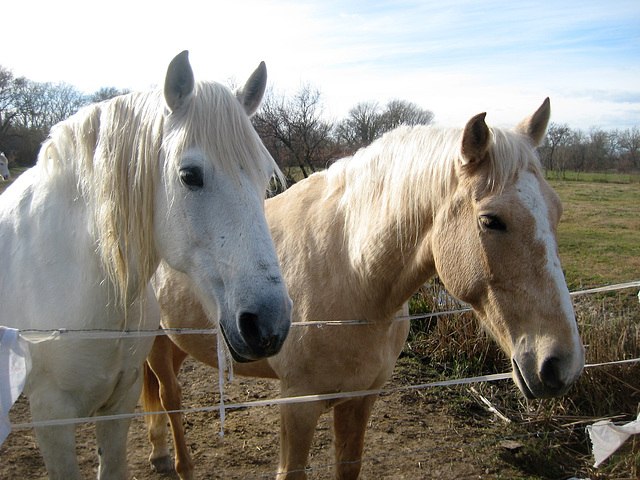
[2,0,639,130]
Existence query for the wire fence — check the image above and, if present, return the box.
[17,280,640,341]
[5,280,640,477]
[9,281,640,429]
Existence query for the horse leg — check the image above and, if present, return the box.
[277,401,324,480]
[30,390,82,479]
[34,424,80,479]
[332,394,379,480]
[142,360,173,473]
[145,335,193,480]
[95,369,146,480]
[95,416,133,480]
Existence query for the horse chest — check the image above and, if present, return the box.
[276,321,407,395]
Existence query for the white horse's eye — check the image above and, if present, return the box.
[180,166,204,190]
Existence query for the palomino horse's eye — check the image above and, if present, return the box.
[179,166,204,190]
[479,214,507,232]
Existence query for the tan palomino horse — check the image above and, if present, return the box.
[143,98,584,480]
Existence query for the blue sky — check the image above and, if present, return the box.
[3,0,639,130]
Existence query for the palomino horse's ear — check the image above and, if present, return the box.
[234,61,267,117]
[164,51,195,113]
[461,112,491,165]
[514,97,551,147]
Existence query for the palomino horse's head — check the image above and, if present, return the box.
[431,99,584,398]
[0,152,9,180]
[154,52,291,362]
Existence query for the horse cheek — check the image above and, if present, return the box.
[432,213,485,306]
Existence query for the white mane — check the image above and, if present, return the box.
[163,81,279,191]
[37,82,279,304]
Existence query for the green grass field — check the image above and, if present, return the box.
[549,179,640,290]
[546,170,640,184]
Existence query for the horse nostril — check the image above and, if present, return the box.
[237,308,288,359]
[238,311,262,346]
[539,357,563,391]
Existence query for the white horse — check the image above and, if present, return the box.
[0,51,291,479]
[0,152,9,180]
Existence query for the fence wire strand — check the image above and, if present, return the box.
[16,280,640,341]
[5,280,640,477]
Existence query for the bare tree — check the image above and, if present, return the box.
[0,66,24,150]
[380,99,434,131]
[253,83,336,181]
[542,123,572,174]
[335,101,383,151]
[336,99,434,153]
[13,80,87,132]
[1,77,90,165]
[89,87,131,103]
[563,129,587,177]
[618,127,640,169]
[587,127,616,171]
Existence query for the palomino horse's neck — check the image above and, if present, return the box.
[327,126,458,321]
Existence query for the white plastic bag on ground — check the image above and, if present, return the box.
[587,410,640,468]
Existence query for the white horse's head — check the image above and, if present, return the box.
[0,152,9,180]
[153,52,291,361]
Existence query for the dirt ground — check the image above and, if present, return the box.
[0,356,553,480]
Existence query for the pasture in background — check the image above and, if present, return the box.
[0,167,26,195]
[550,177,640,292]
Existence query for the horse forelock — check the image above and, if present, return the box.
[163,81,281,193]
[481,127,544,193]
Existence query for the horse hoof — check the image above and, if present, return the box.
[151,455,175,473]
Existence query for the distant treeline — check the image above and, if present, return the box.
[539,122,639,175]
[1,65,637,178]
[0,65,131,167]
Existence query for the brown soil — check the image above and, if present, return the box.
[0,357,552,479]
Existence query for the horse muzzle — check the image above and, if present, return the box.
[512,347,584,399]
[219,295,293,362]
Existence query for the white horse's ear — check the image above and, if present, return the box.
[515,97,551,147]
[234,61,267,117]
[461,112,491,165]
[164,51,195,112]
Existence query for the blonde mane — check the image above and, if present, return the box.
[37,82,278,305]
[325,123,544,262]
